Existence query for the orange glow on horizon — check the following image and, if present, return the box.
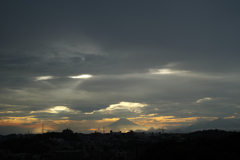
[0,116,218,133]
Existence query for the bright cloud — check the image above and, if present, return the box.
[36,76,54,81]
[0,111,22,114]
[140,113,158,117]
[95,118,120,123]
[85,102,148,114]
[224,116,235,119]
[149,68,188,75]
[68,74,92,79]
[30,106,81,114]
[195,97,212,103]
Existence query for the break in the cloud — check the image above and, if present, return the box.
[1,0,240,134]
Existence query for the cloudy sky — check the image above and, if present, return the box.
[1,0,240,134]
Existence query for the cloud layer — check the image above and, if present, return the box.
[1,0,240,134]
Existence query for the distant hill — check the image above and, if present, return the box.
[183,118,240,132]
[168,118,240,133]
[106,118,147,132]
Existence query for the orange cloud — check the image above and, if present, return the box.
[128,116,218,129]
[95,118,119,123]
[0,116,39,125]
[88,128,98,131]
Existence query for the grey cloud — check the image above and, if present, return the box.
[1,0,240,76]
[1,72,240,120]
[1,0,240,133]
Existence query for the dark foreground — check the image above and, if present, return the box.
[0,129,239,160]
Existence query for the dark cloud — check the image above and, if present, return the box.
[1,0,240,75]
[1,0,240,134]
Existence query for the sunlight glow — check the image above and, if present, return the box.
[36,76,53,81]
[149,68,188,75]
[49,106,70,113]
[85,112,94,114]
[0,111,22,114]
[68,74,92,79]
[30,106,81,114]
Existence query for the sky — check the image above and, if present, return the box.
[1,0,240,135]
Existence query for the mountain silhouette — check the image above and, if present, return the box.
[183,118,240,132]
[168,118,240,133]
[106,118,147,132]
